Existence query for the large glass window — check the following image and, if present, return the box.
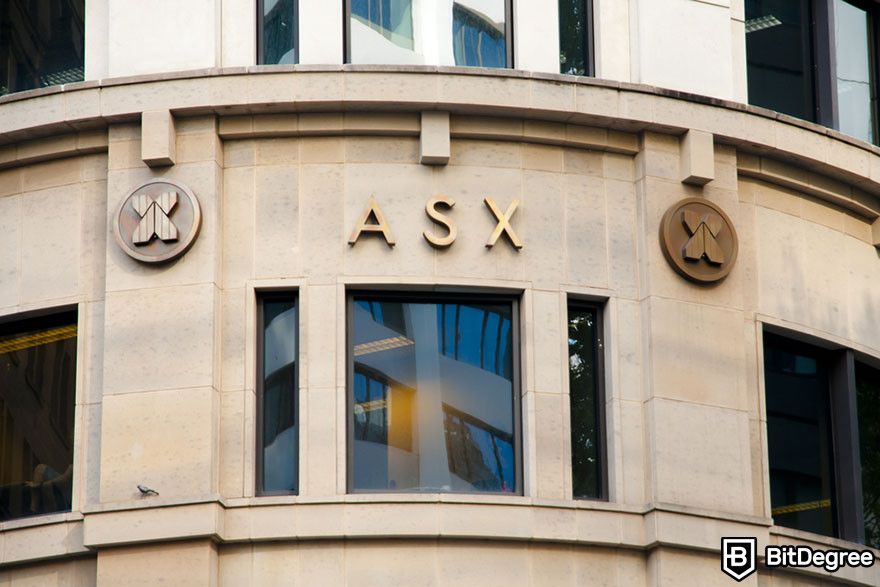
[346,0,511,68]
[0,310,77,521]
[257,294,298,494]
[764,330,880,547]
[558,0,594,76]
[833,0,877,143]
[258,0,298,65]
[0,0,84,96]
[567,302,604,499]
[348,294,519,494]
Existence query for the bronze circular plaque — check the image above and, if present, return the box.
[114,178,202,264]
[659,197,738,284]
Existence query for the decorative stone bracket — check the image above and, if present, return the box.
[141,109,177,167]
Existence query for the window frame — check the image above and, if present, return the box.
[256,0,300,65]
[343,0,515,68]
[255,291,300,496]
[762,325,880,545]
[566,297,607,500]
[345,290,523,495]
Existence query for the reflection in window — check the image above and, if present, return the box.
[764,333,836,537]
[260,0,297,64]
[568,303,603,499]
[856,361,880,549]
[0,0,84,95]
[452,2,507,67]
[352,0,414,50]
[745,0,816,121]
[259,296,298,494]
[558,0,593,76]
[0,311,77,521]
[833,0,876,144]
[350,296,518,493]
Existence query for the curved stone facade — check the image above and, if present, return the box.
[0,69,878,586]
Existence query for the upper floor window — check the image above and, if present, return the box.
[348,293,520,494]
[346,0,512,68]
[558,0,594,76]
[745,0,878,144]
[0,0,84,96]
[258,0,298,64]
[764,330,880,548]
[0,310,77,521]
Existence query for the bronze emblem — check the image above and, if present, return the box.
[659,197,738,283]
[114,179,202,264]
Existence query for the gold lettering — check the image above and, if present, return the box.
[348,195,396,247]
[484,197,523,249]
[423,194,457,248]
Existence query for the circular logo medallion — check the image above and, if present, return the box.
[114,179,202,264]
[659,197,738,284]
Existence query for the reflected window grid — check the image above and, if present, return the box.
[348,294,520,495]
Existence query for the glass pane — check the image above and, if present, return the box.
[260,298,298,493]
[351,296,517,493]
[0,312,77,521]
[349,0,509,68]
[559,0,590,75]
[764,333,836,537]
[262,0,297,64]
[745,0,816,121]
[833,0,876,143]
[0,0,85,95]
[568,305,602,499]
[856,361,880,549]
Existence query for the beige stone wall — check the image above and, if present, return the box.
[0,71,879,585]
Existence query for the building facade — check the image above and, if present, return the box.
[0,0,879,585]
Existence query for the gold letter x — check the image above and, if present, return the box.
[484,198,523,249]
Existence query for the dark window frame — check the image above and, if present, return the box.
[566,297,607,500]
[763,325,880,546]
[255,291,300,496]
[558,0,595,77]
[343,0,515,68]
[256,0,300,65]
[345,289,523,495]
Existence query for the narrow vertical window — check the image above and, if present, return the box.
[567,302,604,499]
[558,0,593,76]
[0,310,77,520]
[832,0,877,144]
[349,294,519,494]
[452,1,509,68]
[0,0,84,95]
[259,0,298,65]
[856,361,880,549]
[764,333,836,537]
[745,0,816,121]
[258,295,298,494]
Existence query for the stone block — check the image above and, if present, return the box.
[141,109,176,167]
[420,111,450,166]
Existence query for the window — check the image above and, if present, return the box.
[258,0,298,65]
[346,0,512,68]
[558,0,594,76]
[745,0,879,144]
[257,294,298,495]
[0,0,84,96]
[0,310,77,521]
[568,301,605,499]
[764,330,880,548]
[348,293,520,494]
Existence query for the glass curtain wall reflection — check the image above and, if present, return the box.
[348,0,509,67]
[745,0,816,121]
[833,0,877,144]
[0,0,84,95]
[764,333,836,537]
[258,296,298,494]
[260,0,298,64]
[0,311,77,521]
[350,295,518,493]
[568,303,603,499]
[856,361,880,549]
